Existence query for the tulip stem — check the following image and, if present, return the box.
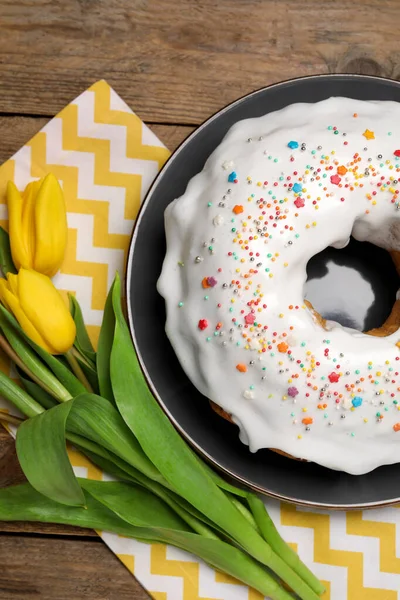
[0,410,25,426]
[71,347,94,370]
[0,333,61,401]
[65,350,93,393]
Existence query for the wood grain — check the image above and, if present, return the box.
[0,535,151,599]
[1,0,400,124]
[148,123,195,154]
[0,116,194,164]
[0,520,97,536]
[0,427,25,489]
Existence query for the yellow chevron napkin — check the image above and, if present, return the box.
[1,80,400,600]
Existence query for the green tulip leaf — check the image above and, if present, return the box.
[14,390,171,508]
[0,367,43,418]
[77,446,223,539]
[80,449,139,483]
[81,480,189,530]
[69,294,96,364]
[16,400,85,507]
[75,354,99,394]
[96,281,115,403]
[246,494,325,595]
[66,393,167,488]
[0,482,162,540]
[16,367,58,410]
[34,347,87,397]
[0,226,17,276]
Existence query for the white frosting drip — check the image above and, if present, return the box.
[158,97,400,474]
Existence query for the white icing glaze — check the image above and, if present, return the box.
[157,97,400,474]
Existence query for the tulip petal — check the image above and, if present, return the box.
[7,181,31,271]
[6,272,19,297]
[3,288,55,354]
[18,269,76,354]
[0,278,11,311]
[33,174,67,278]
[21,180,41,264]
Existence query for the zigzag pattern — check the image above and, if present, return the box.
[281,503,400,599]
[150,544,214,600]
[1,80,400,600]
[69,448,103,481]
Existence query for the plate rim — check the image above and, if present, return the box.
[126,72,400,510]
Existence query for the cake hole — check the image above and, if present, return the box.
[304,237,400,333]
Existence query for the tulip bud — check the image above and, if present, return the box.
[7,173,67,277]
[0,269,76,355]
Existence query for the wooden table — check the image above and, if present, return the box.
[0,0,399,597]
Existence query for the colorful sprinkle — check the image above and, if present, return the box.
[294,197,305,208]
[328,372,340,383]
[245,313,256,325]
[330,174,341,185]
[228,171,237,182]
[277,342,289,353]
[352,397,363,408]
[363,129,375,140]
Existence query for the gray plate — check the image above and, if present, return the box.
[127,74,400,509]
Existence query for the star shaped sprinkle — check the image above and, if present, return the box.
[363,129,375,140]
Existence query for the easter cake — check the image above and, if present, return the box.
[158,97,400,475]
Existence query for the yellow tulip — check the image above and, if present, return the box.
[0,269,76,354]
[7,173,67,277]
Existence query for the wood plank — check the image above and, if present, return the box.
[148,123,194,154]
[0,427,25,489]
[0,116,194,164]
[0,116,48,165]
[0,535,150,599]
[1,0,400,124]
[0,520,98,536]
